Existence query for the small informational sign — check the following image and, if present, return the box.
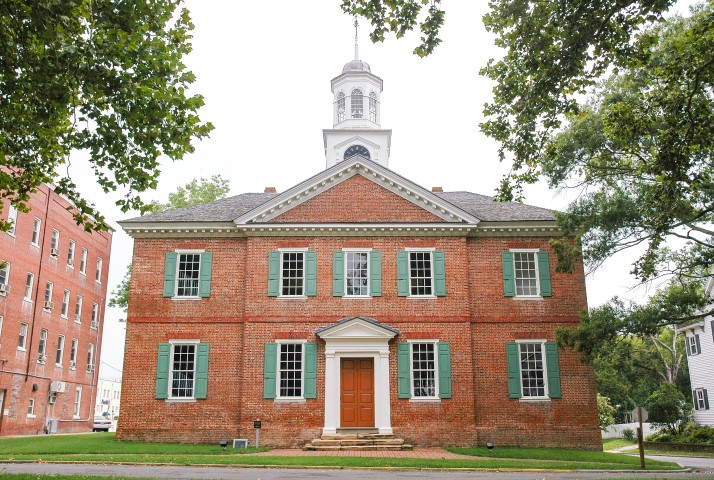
[253,420,262,429]
[631,407,649,423]
[3,409,8,416]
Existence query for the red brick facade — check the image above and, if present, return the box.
[0,186,112,436]
[118,172,600,449]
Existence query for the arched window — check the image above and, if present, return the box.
[369,92,378,122]
[351,89,363,118]
[337,92,345,122]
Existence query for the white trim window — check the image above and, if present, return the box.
[87,343,95,372]
[277,341,304,399]
[91,303,99,328]
[95,257,103,283]
[44,281,53,310]
[67,240,75,267]
[73,386,82,418]
[7,205,17,235]
[169,341,197,399]
[79,248,87,275]
[24,272,34,300]
[281,250,305,297]
[512,251,540,297]
[410,341,439,399]
[31,218,41,246]
[74,295,83,323]
[408,249,434,296]
[345,250,370,297]
[695,388,709,410]
[688,334,700,355]
[61,289,70,318]
[55,334,65,366]
[0,261,10,293]
[176,253,201,297]
[337,91,346,122]
[38,328,48,362]
[27,398,35,417]
[518,341,548,399]
[369,91,378,122]
[50,229,60,256]
[70,338,78,369]
[351,88,363,118]
[0,316,3,342]
[18,322,28,350]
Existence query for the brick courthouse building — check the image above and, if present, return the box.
[117,53,600,449]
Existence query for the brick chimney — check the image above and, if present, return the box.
[431,187,443,192]
[264,187,277,193]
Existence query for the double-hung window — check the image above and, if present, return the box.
[31,218,41,246]
[18,322,28,350]
[693,388,710,410]
[74,295,83,323]
[7,205,17,235]
[38,329,47,362]
[333,249,382,297]
[91,303,99,328]
[96,258,103,283]
[687,334,701,355]
[56,335,65,366]
[397,249,446,297]
[79,248,87,275]
[61,289,70,318]
[506,341,561,400]
[67,240,75,267]
[263,342,317,400]
[44,281,53,310]
[502,250,552,297]
[69,339,78,369]
[397,341,452,400]
[87,343,95,372]
[0,261,10,294]
[50,229,59,257]
[73,387,82,418]
[155,341,209,400]
[27,398,35,417]
[24,272,34,300]
[163,251,213,298]
[267,249,317,297]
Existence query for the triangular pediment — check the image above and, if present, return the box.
[233,158,480,225]
[316,317,399,340]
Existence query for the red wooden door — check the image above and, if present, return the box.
[340,358,374,427]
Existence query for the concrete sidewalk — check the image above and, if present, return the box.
[249,447,477,459]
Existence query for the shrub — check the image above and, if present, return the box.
[645,383,692,435]
[622,428,636,442]
[681,425,714,444]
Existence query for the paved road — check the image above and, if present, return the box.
[0,462,713,480]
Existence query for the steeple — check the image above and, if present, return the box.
[322,18,392,169]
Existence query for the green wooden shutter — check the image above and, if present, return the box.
[263,343,277,399]
[502,252,515,297]
[163,252,177,298]
[370,251,382,296]
[333,251,344,297]
[545,342,562,398]
[397,251,409,296]
[268,251,280,296]
[437,342,452,398]
[194,343,209,399]
[198,253,213,298]
[155,343,171,399]
[506,342,521,398]
[537,252,552,297]
[397,342,411,398]
[433,250,446,296]
[305,250,317,296]
[304,342,317,399]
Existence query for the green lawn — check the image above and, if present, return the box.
[603,438,638,450]
[0,433,682,471]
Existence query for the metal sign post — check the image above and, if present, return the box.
[254,419,261,449]
[631,407,648,469]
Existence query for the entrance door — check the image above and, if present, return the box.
[340,358,374,427]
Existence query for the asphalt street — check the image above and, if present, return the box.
[0,459,713,480]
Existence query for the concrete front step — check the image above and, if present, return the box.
[305,444,413,451]
[304,433,413,451]
[311,438,405,446]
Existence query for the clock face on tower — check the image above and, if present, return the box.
[343,144,371,161]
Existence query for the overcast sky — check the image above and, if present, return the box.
[86,1,694,379]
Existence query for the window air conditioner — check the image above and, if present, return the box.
[87,364,95,372]
[50,248,59,257]
[43,301,54,310]
[38,354,46,363]
[48,392,57,404]
[0,283,9,294]
[49,381,66,393]
[69,361,76,369]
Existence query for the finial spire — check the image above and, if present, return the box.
[353,17,359,60]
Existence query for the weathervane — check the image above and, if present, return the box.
[354,17,359,60]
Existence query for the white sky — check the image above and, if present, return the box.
[87,1,694,379]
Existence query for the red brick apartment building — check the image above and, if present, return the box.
[0,185,112,435]
[117,55,600,449]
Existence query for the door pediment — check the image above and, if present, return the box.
[316,317,399,341]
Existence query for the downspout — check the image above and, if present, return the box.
[25,186,52,380]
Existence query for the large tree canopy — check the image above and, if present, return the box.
[0,0,212,231]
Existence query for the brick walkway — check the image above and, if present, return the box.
[249,448,476,459]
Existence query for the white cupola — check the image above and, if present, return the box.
[323,19,392,169]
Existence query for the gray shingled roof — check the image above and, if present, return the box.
[121,188,555,224]
[436,191,555,222]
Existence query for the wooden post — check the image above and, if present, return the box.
[637,406,645,469]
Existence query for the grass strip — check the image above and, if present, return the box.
[447,446,665,466]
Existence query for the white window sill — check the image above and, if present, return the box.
[43,308,51,313]
[343,295,372,300]
[275,398,306,404]
[37,360,45,365]
[73,415,80,419]
[171,296,201,301]
[409,397,441,403]
[513,296,544,301]
[0,291,7,297]
[27,414,36,419]
[55,363,62,368]
[165,398,197,403]
[23,298,33,303]
[80,272,86,276]
[61,314,68,320]
[407,295,437,299]
[67,265,74,269]
[6,232,15,238]
[31,243,39,248]
[278,295,307,300]
[519,397,551,402]
[17,346,26,352]
[69,367,76,371]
